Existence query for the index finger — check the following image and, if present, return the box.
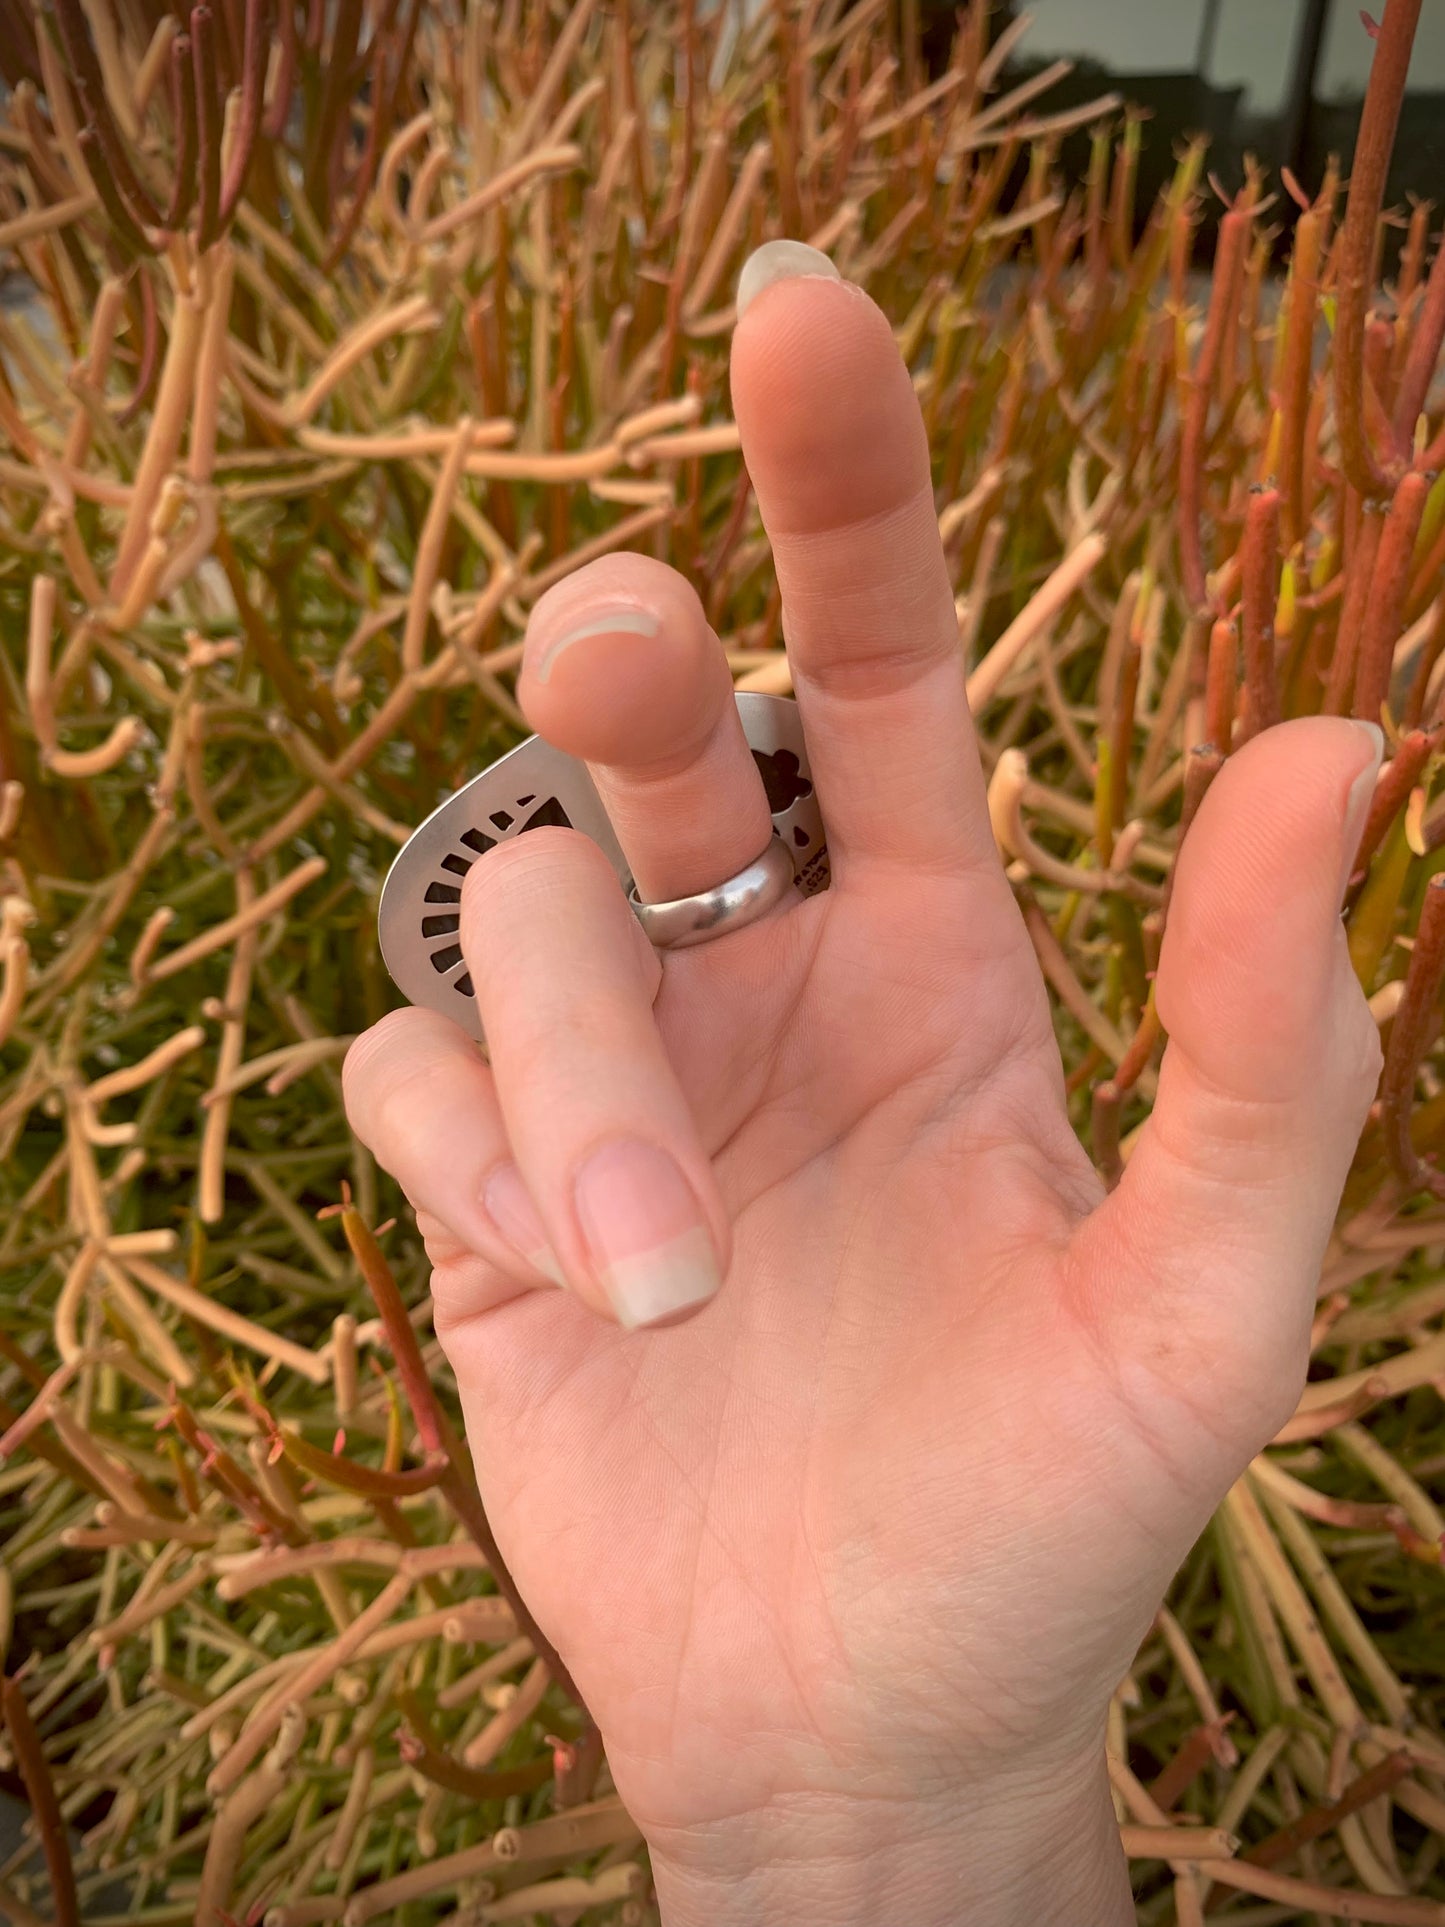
[730,241,996,885]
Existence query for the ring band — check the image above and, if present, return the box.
[629,833,798,949]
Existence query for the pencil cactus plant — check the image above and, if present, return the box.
[1,1,1444,1922]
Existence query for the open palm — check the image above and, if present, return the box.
[344,251,1383,1918]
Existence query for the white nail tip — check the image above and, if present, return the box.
[736,240,841,319]
[532,608,661,684]
[601,1225,722,1331]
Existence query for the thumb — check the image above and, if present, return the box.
[1070,716,1385,1444]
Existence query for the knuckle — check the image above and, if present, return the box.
[472,823,592,877]
[460,829,621,990]
[461,825,604,907]
[415,1208,468,1264]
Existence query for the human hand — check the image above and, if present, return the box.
[342,243,1385,1926]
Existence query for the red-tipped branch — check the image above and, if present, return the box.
[1179,203,1252,610]
[394,1691,556,1801]
[0,1678,78,1927]
[1204,617,1238,754]
[1420,411,1445,476]
[76,125,151,257]
[322,22,395,273]
[1237,486,1282,738]
[1392,232,1445,451]
[1353,470,1430,724]
[115,264,160,427]
[339,1201,590,1713]
[263,0,297,139]
[1348,725,1443,886]
[1334,0,1422,497]
[1161,744,1224,926]
[52,0,164,231]
[168,1397,294,1540]
[1404,596,1445,727]
[190,6,221,251]
[1323,501,1384,715]
[216,0,270,228]
[1278,205,1324,545]
[1379,873,1445,1198]
[339,1202,442,1453]
[1150,1719,1235,1813]
[163,33,197,231]
[1240,1751,1413,1870]
[279,1427,448,1499]
[1091,991,1162,1190]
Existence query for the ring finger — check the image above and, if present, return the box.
[517,551,777,907]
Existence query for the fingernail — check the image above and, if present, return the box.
[483,1162,567,1288]
[736,239,841,319]
[572,1139,722,1330]
[1339,720,1386,901]
[531,607,659,686]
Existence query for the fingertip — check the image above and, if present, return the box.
[729,264,928,536]
[519,554,729,765]
[1196,715,1381,852]
[1169,716,1383,949]
[1160,716,1385,1101]
[525,550,691,646]
[571,1137,726,1331]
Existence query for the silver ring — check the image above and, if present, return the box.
[629,833,798,949]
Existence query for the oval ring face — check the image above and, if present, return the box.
[377,691,830,1041]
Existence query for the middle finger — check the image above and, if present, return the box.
[730,243,1000,888]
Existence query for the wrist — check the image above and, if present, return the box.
[647,1752,1132,1927]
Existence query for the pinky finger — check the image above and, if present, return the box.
[342,1007,575,1319]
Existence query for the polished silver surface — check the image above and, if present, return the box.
[378,691,829,1040]
[630,831,797,948]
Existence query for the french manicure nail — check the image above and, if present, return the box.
[572,1139,721,1330]
[483,1162,567,1288]
[736,239,841,319]
[531,606,660,686]
[1338,720,1386,901]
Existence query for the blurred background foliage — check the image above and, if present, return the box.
[976,0,1445,249]
[1,1,1445,1922]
